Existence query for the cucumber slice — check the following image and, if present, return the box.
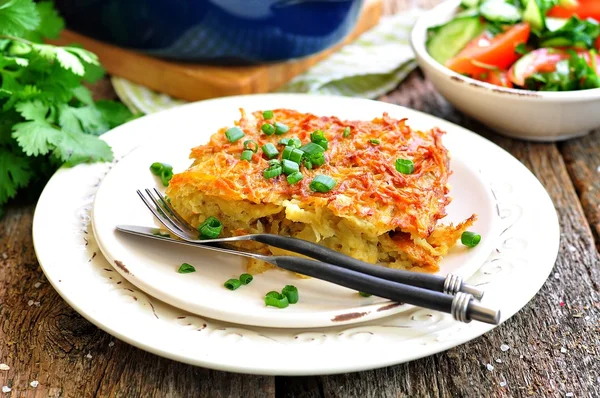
[480,0,522,23]
[461,0,480,9]
[523,0,545,32]
[427,17,484,65]
[545,17,569,32]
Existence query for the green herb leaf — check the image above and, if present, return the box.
[0,0,40,37]
[514,43,527,55]
[0,147,32,204]
[0,0,131,217]
[22,1,64,42]
[52,128,113,166]
[58,104,109,135]
[95,100,138,129]
[12,120,61,156]
[34,1,64,39]
[540,16,600,49]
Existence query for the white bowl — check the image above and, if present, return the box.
[410,0,600,142]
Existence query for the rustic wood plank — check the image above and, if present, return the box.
[0,205,275,398]
[559,131,600,251]
[3,0,600,397]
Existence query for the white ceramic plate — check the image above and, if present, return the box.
[32,94,559,375]
[91,98,499,328]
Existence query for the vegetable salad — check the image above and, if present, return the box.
[427,0,600,91]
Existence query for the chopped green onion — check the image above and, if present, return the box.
[151,162,173,186]
[314,139,328,150]
[265,291,289,308]
[224,279,242,291]
[274,122,289,135]
[287,171,303,185]
[282,145,294,159]
[300,142,325,166]
[264,165,283,179]
[395,158,414,174]
[225,127,245,142]
[262,143,279,159]
[268,159,281,167]
[280,137,301,148]
[243,140,258,153]
[282,159,299,175]
[282,146,304,164]
[262,123,275,135]
[152,230,170,238]
[461,231,481,248]
[290,137,302,148]
[310,152,325,166]
[300,142,325,156]
[198,216,222,239]
[263,110,274,120]
[150,162,171,176]
[311,130,329,150]
[282,285,299,304]
[160,168,173,187]
[240,150,253,162]
[343,127,351,137]
[239,273,253,285]
[358,291,372,297]
[177,263,196,274]
[289,149,304,163]
[303,158,313,170]
[369,139,380,145]
[311,130,326,143]
[309,175,336,193]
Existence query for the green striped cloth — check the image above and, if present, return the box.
[112,9,422,115]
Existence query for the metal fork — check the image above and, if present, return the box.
[119,188,500,325]
[135,188,485,300]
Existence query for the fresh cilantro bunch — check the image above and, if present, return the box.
[0,0,135,217]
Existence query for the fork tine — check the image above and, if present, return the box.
[144,189,195,237]
[136,190,190,240]
[152,188,197,233]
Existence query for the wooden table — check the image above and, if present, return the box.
[2,1,600,396]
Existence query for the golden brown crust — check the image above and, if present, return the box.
[168,109,452,238]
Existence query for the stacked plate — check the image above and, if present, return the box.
[32,94,559,375]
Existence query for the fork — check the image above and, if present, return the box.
[123,188,500,324]
[137,188,485,300]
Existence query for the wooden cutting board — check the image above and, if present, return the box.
[48,0,383,102]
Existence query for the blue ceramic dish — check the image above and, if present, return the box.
[54,0,364,64]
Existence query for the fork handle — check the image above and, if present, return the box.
[271,256,499,324]
[253,234,459,295]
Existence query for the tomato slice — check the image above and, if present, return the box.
[446,23,531,76]
[548,0,600,21]
[481,70,514,88]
